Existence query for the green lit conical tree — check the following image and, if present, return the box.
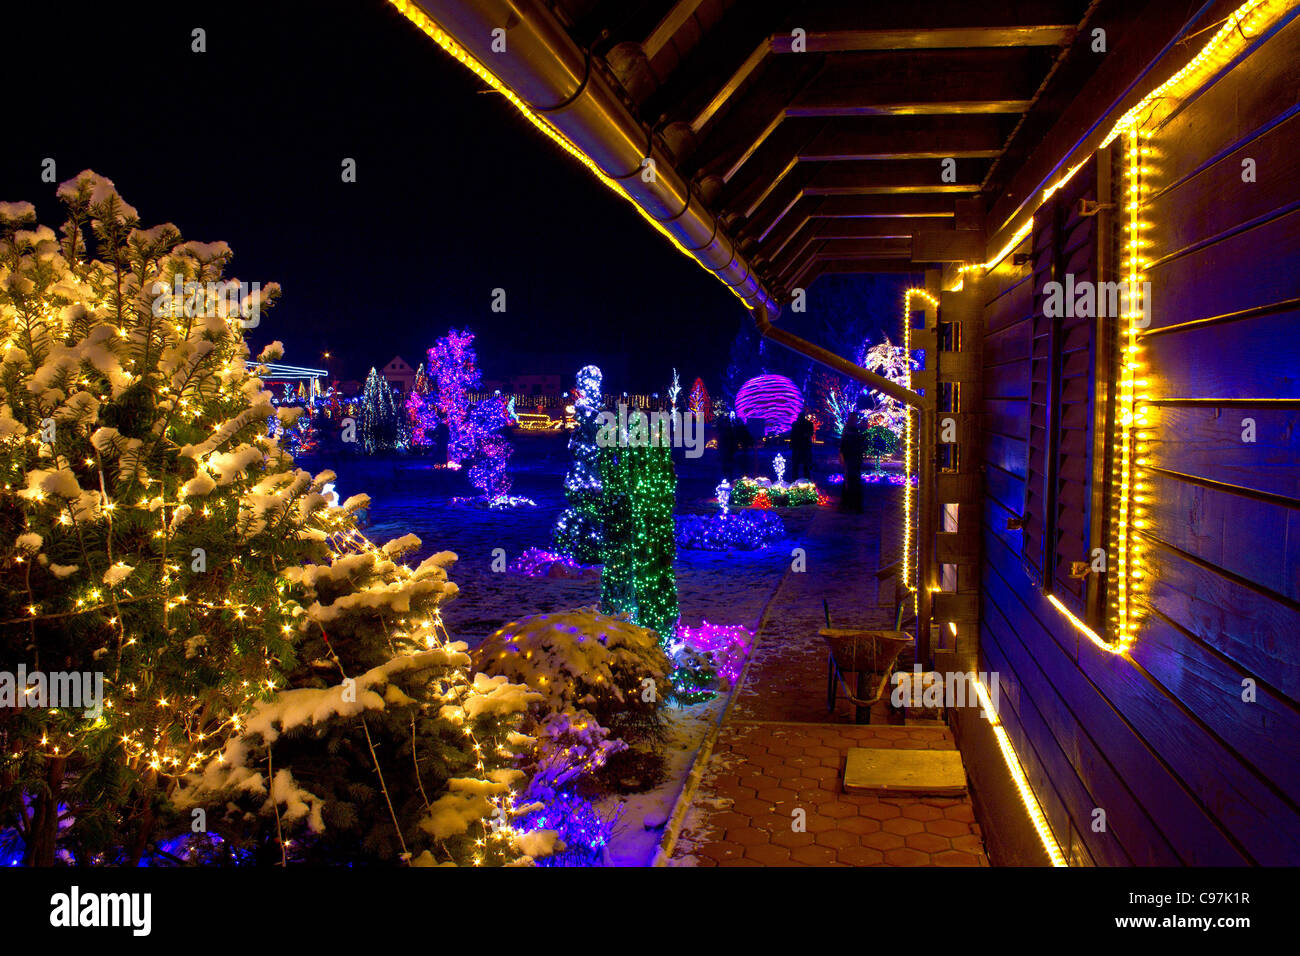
[595,415,678,643]
[597,444,636,619]
[627,441,679,642]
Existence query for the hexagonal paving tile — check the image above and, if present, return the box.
[862,830,905,851]
[770,829,817,849]
[814,829,859,850]
[929,819,972,838]
[744,843,792,865]
[883,816,925,836]
[727,827,772,847]
[836,815,883,835]
[859,801,902,821]
[932,848,981,866]
[838,845,886,866]
[904,832,951,854]
[883,847,930,866]
[900,803,944,821]
[791,844,839,865]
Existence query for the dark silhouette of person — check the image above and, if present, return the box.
[839,414,865,513]
[717,413,736,481]
[432,419,450,466]
[790,412,815,480]
[734,417,755,478]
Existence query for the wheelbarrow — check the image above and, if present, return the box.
[821,601,913,724]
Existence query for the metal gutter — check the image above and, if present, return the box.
[398,0,927,410]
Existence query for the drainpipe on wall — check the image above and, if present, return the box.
[406,0,929,411]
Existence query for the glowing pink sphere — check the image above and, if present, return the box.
[735,374,803,434]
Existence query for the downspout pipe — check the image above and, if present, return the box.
[408,0,927,411]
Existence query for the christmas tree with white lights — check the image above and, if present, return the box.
[553,364,604,563]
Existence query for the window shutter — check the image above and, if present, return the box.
[1023,158,1107,621]
[1050,167,1099,613]
[1023,201,1058,586]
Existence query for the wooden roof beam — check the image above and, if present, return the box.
[744,160,983,230]
[769,25,1077,54]
[811,195,959,218]
[798,115,1009,161]
[690,21,1076,135]
[642,0,710,60]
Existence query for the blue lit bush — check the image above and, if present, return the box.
[674,510,785,551]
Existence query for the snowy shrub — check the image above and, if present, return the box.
[471,607,671,746]
[510,710,624,866]
[516,789,617,867]
[668,647,718,706]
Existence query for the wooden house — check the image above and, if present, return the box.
[389,0,1300,865]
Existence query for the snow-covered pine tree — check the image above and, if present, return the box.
[552,364,603,563]
[178,531,545,866]
[0,173,542,866]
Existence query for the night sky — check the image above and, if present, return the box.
[5,0,902,393]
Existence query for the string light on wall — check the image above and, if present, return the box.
[900,288,938,614]
[966,0,1299,650]
[972,675,1069,866]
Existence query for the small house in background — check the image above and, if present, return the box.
[510,373,562,397]
[382,355,417,395]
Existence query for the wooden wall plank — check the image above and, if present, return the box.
[1144,470,1300,603]
[1148,110,1300,257]
[1129,607,1300,809]
[1152,14,1300,190]
[982,604,1142,865]
[1144,310,1300,401]
[1147,405,1300,500]
[984,431,1027,479]
[1145,207,1300,329]
[1145,542,1300,700]
[981,514,1246,863]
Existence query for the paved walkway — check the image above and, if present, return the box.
[672,488,988,866]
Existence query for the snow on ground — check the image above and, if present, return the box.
[297,432,839,865]
[299,433,826,644]
[598,695,723,866]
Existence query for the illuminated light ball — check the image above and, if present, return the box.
[735,374,803,435]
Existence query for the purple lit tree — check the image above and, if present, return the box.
[427,329,481,464]
[467,394,515,501]
[404,361,438,447]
